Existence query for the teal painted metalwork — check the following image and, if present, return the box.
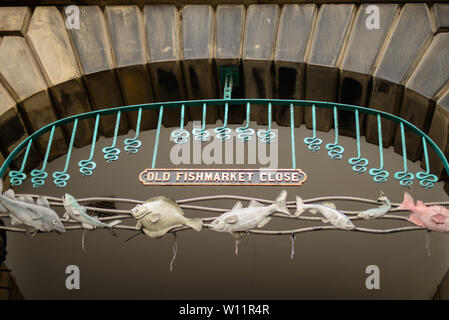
[325,106,344,160]
[304,104,322,152]
[214,102,232,141]
[102,111,121,163]
[236,102,255,142]
[124,107,142,154]
[394,122,414,187]
[30,125,56,188]
[257,103,276,144]
[79,114,100,176]
[290,103,296,169]
[1,99,448,190]
[171,104,189,144]
[52,118,78,187]
[8,139,32,186]
[192,103,210,142]
[369,114,389,183]
[152,107,164,169]
[348,109,369,173]
[416,136,438,189]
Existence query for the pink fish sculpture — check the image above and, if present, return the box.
[398,192,449,232]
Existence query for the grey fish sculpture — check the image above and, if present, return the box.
[62,194,122,232]
[357,191,391,219]
[295,196,355,230]
[210,190,290,237]
[130,196,203,238]
[0,185,65,236]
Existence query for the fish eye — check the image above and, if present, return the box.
[53,219,58,225]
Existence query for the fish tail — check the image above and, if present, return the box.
[107,220,122,236]
[398,192,415,211]
[185,218,203,232]
[295,196,304,216]
[274,190,290,215]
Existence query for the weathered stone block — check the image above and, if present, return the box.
[27,6,93,148]
[340,4,398,137]
[0,36,66,159]
[432,4,449,33]
[274,4,316,127]
[0,83,39,173]
[145,5,185,128]
[368,4,433,147]
[216,5,245,124]
[397,33,449,162]
[66,5,128,137]
[427,92,449,177]
[0,7,30,36]
[106,5,157,131]
[306,4,355,132]
[182,5,217,123]
[243,4,279,125]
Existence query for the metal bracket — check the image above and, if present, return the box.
[219,66,239,100]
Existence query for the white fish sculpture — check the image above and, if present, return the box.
[357,191,391,219]
[62,194,122,232]
[0,186,65,236]
[295,196,355,230]
[130,196,203,239]
[210,190,290,237]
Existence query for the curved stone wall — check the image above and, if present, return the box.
[0,4,448,188]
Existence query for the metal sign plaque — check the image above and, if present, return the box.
[139,168,307,186]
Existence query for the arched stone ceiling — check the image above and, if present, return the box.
[0,3,448,190]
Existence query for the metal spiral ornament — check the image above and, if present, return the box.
[79,114,100,176]
[348,109,368,173]
[30,125,55,188]
[192,103,210,142]
[8,139,33,186]
[103,111,121,163]
[171,104,190,144]
[416,137,438,189]
[325,107,344,159]
[369,114,389,183]
[258,103,276,144]
[394,122,414,187]
[52,172,70,187]
[214,102,231,142]
[304,104,322,152]
[124,108,142,154]
[52,118,78,187]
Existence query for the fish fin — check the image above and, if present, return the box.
[225,215,239,224]
[148,213,161,223]
[231,232,243,240]
[408,214,425,227]
[232,201,243,211]
[9,214,22,225]
[107,220,122,228]
[309,209,318,214]
[257,217,272,228]
[17,197,26,202]
[4,189,15,199]
[82,223,94,230]
[36,196,50,208]
[322,202,336,209]
[274,190,290,215]
[184,218,203,232]
[295,196,304,216]
[0,202,6,214]
[398,192,415,211]
[23,196,35,204]
[62,211,70,221]
[25,207,42,220]
[431,214,446,224]
[142,226,175,239]
[26,227,38,237]
[248,200,263,208]
[321,218,329,223]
